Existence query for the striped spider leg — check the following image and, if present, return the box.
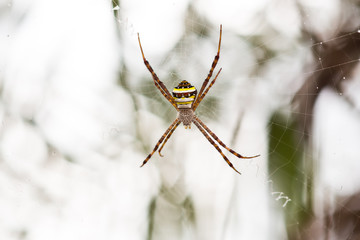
[192,119,241,174]
[192,25,222,111]
[137,33,178,110]
[140,118,180,167]
[138,25,259,173]
[158,121,181,157]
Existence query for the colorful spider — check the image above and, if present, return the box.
[137,25,259,174]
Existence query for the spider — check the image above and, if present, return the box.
[137,25,259,174]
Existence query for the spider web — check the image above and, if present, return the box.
[1,0,360,240]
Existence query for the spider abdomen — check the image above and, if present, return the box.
[172,80,197,109]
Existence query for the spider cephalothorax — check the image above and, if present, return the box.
[137,25,259,174]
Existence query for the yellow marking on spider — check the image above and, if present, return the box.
[177,102,193,105]
[172,87,196,92]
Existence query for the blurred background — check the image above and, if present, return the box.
[1,0,360,239]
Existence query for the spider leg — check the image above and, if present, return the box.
[193,24,222,110]
[158,121,181,157]
[141,118,180,167]
[193,68,222,111]
[137,33,178,110]
[192,119,241,174]
[195,116,260,159]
